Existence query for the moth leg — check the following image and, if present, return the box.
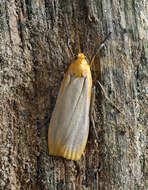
[90,86,99,140]
[97,81,124,115]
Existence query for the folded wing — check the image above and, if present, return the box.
[48,71,91,160]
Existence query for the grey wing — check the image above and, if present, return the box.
[48,72,91,160]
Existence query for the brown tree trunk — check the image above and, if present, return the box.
[0,0,147,189]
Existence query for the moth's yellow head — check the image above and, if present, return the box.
[77,53,85,59]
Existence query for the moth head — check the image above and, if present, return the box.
[77,53,85,59]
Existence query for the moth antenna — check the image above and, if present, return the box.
[90,32,111,66]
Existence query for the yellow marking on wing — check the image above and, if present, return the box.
[48,131,89,161]
[60,53,92,99]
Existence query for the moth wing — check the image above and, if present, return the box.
[48,71,91,160]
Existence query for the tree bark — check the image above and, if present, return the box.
[0,0,148,189]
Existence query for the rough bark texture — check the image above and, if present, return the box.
[0,0,148,189]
